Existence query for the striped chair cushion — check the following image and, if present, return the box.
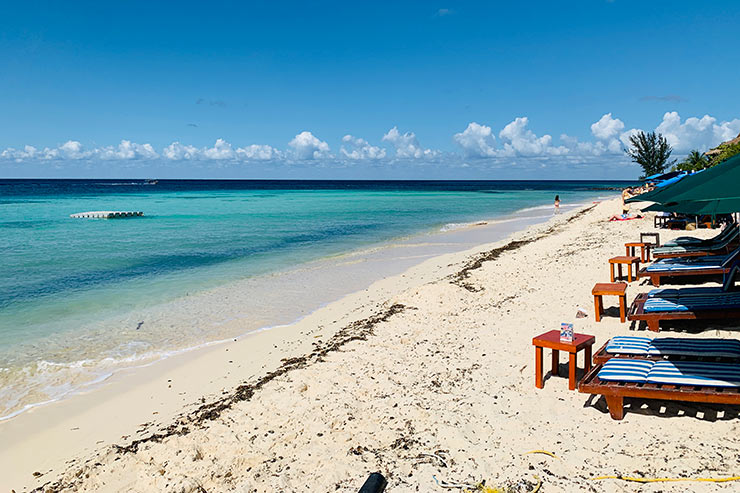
[647,360,740,387]
[644,292,740,312]
[597,358,652,382]
[647,287,724,298]
[653,229,738,255]
[646,258,725,272]
[605,336,651,355]
[648,338,740,358]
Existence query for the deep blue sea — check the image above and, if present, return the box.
[0,179,632,418]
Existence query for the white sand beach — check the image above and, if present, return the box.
[4,198,740,492]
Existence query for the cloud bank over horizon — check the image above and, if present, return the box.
[2,111,739,178]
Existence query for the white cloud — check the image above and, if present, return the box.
[163,141,200,160]
[288,131,330,160]
[453,122,497,157]
[382,127,437,159]
[339,135,386,160]
[201,138,236,160]
[236,144,280,161]
[656,111,740,151]
[58,140,90,159]
[498,117,567,156]
[590,113,625,140]
[98,140,158,160]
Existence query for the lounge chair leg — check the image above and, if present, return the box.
[651,275,660,287]
[648,320,660,332]
[605,395,625,420]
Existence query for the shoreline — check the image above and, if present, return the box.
[0,197,600,423]
[9,197,737,492]
[0,199,601,490]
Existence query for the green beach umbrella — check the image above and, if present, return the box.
[626,153,740,214]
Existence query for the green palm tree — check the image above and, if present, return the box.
[674,149,709,172]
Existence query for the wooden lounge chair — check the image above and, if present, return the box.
[637,248,740,286]
[628,287,740,332]
[592,336,740,365]
[652,227,739,259]
[661,222,736,247]
[579,358,740,420]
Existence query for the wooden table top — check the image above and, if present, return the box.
[532,330,595,351]
[609,255,640,264]
[624,242,648,247]
[592,282,628,295]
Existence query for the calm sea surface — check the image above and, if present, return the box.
[0,179,632,418]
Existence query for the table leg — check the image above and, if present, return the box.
[645,245,651,262]
[568,352,577,390]
[585,345,592,372]
[627,263,633,282]
[593,294,602,322]
[617,264,623,281]
[619,294,626,323]
[610,263,615,283]
[535,346,543,388]
[625,245,630,256]
[551,349,559,376]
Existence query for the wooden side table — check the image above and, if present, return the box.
[533,330,595,390]
[592,282,627,322]
[625,242,651,262]
[609,255,640,282]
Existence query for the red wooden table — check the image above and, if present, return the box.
[609,255,640,282]
[625,241,651,262]
[533,330,595,390]
[592,282,628,322]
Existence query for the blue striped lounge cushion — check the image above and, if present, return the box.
[605,336,651,355]
[647,360,740,387]
[644,292,740,312]
[647,287,724,298]
[646,256,727,272]
[597,358,652,382]
[648,338,740,358]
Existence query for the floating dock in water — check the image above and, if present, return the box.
[70,211,144,219]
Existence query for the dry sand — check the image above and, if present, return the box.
[5,198,740,492]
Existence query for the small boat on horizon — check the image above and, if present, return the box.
[145,179,159,185]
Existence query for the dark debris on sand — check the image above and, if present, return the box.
[33,304,408,493]
[449,205,595,292]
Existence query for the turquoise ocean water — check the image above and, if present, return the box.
[0,179,630,418]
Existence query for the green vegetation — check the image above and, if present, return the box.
[673,150,710,172]
[709,141,740,165]
[625,131,676,178]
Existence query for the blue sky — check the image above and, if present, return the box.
[1,0,739,179]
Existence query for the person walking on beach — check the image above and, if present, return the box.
[554,195,560,214]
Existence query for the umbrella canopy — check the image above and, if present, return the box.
[642,198,740,215]
[626,153,740,213]
[642,170,684,182]
[654,172,687,188]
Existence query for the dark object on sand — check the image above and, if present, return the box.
[359,472,387,493]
